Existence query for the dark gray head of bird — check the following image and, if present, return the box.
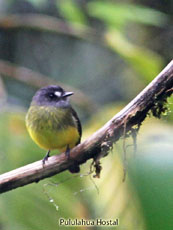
[31,85,73,107]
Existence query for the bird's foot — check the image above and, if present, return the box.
[42,150,50,165]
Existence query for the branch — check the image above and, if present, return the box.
[0,14,97,41]
[0,60,173,194]
[0,60,94,111]
[0,14,162,80]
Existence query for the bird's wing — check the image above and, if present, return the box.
[71,107,82,145]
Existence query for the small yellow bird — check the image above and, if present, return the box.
[25,85,82,171]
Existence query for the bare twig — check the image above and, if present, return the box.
[0,14,98,41]
[0,14,162,81]
[0,59,94,110]
[0,60,173,194]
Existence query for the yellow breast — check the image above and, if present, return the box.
[27,125,80,151]
[26,105,80,152]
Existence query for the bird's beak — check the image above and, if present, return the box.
[62,91,74,98]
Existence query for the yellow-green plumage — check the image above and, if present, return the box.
[25,85,81,169]
[26,105,80,152]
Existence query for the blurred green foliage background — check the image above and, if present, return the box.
[0,0,172,229]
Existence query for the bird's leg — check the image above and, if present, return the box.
[65,145,70,159]
[42,150,50,164]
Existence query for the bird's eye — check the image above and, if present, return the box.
[48,93,56,99]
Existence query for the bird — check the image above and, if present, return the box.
[25,85,82,172]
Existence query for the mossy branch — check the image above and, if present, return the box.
[0,60,173,194]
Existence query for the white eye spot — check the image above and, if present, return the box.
[54,91,62,97]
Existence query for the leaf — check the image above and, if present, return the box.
[88,1,168,29]
[128,123,173,230]
[58,0,88,25]
[105,29,163,82]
